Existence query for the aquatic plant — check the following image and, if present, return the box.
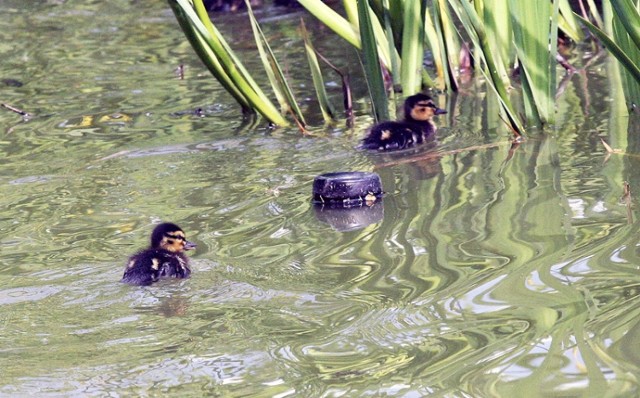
[169,0,638,133]
[577,0,640,109]
[298,0,587,132]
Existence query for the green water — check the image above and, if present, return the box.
[2,1,640,396]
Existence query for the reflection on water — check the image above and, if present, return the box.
[312,201,384,232]
[2,0,640,396]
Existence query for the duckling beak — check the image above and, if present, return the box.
[434,107,447,115]
[184,240,197,251]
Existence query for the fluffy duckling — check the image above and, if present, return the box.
[361,93,447,151]
[122,222,196,286]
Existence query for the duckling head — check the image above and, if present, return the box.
[150,222,196,253]
[404,93,447,122]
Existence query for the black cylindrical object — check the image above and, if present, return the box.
[311,172,383,207]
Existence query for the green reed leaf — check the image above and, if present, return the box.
[245,1,305,125]
[558,0,584,41]
[482,0,512,84]
[434,0,459,91]
[423,9,443,89]
[172,0,289,125]
[296,0,360,48]
[401,0,425,94]
[449,0,525,134]
[577,14,640,84]
[301,19,335,123]
[586,0,604,27]
[358,0,389,122]
[169,0,252,112]
[610,0,640,107]
[510,0,557,124]
[610,0,640,51]
[381,0,400,86]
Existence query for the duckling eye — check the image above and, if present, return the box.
[414,101,435,110]
[165,233,186,241]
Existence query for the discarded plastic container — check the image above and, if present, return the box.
[311,171,383,207]
[311,171,384,231]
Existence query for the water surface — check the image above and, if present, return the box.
[1,1,640,396]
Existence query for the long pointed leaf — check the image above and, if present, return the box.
[434,0,459,91]
[483,0,512,82]
[510,0,557,124]
[358,0,388,122]
[449,0,525,134]
[169,0,252,112]
[423,9,444,89]
[173,0,288,125]
[365,5,394,70]
[577,14,640,84]
[558,0,584,41]
[301,20,335,123]
[610,0,640,51]
[382,0,400,85]
[297,0,392,70]
[246,1,287,111]
[245,1,306,125]
[296,0,360,48]
[586,0,604,27]
[401,0,425,94]
[609,0,640,106]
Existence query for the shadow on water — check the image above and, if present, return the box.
[2,0,640,396]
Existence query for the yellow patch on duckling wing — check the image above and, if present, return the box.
[151,258,160,270]
[126,259,136,269]
[381,130,392,140]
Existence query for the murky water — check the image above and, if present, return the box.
[2,1,640,396]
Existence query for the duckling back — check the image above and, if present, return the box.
[361,122,427,151]
[121,222,196,286]
[361,93,446,152]
[122,249,191,286]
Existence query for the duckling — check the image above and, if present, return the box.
[122,222,196,286]
[361,93,447,151]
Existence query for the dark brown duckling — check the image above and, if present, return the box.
[361,93,447,151]
[122,222,196,286]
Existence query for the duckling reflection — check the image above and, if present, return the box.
[361,93,447,151]
[122,222,196,286]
